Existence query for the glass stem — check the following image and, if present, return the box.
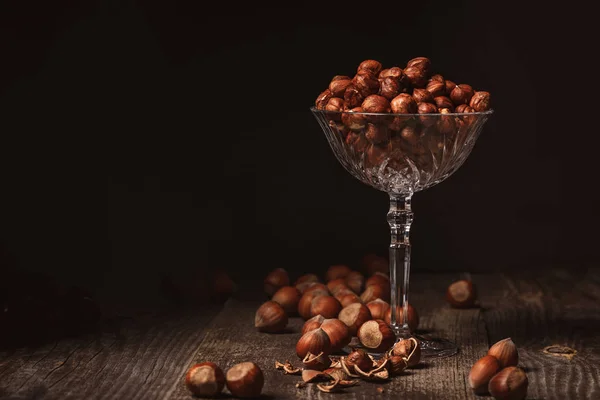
[387,194,413,339]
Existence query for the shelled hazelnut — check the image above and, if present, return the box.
[329,77,352,97]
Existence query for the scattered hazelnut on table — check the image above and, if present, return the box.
[320,318,351,352]
[488,366,528,400]
[185,362,225,398]
[271,286,301,314]
[264,268,289,297]
[298,289,328,320]
[469,355,501,395]
[255,300,288,333]
[446,279,477,308]
[366,298,390,320]
[338,302,372,336]
[310,295,342,319]
[225,362,264,398]
[488,338,519,368]
[302,314,325,334]
[357,319,396,353]
[296,328,332,358]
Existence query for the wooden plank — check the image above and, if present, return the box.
[171,273,491,400]
[0,308,220,400]
[478,268,600,400]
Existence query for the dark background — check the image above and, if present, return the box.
[1,0,598,309]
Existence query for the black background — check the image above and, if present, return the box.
[1,1,598,308]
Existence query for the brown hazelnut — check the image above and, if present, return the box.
[470,91,491,111]
[438,108,457,137]
[357,319,396,353]
[379,76,401,100]
[347,132,369,153]
[329,77,352,97]
[390,337,421,367]
[361,95,391,114]
[298,290,328,320]
[406,57,431,74]
[357,59,383,75]
[365,144,389,168]
[429,74,444,83]
[338,303,372,336]
[412,88,434,104]
[426,80,446,97]
[341,107,367,131]
[321,318,351,352]
[329,120,350,140]
[315,89,333,110]
[445,79,457,94]
[353,70,380,97]
[343,349,373,373]
[303,282,329,295]
[326,264,352,281]
[310,295,342,319]
[360,284,390,303]
[302,352,332,371]
[296,328,332,358]
[455,104,475,113]
[366,298,390,320]
[387,355,408,376]
[488,338,519,368]
[271,286,301,314]
[434,96,454,111]
[450,84,475,105]
[343,84,365,109]
[403,66,427,88]
[345,271,364,293]
[255,301,288,333]
[365,123,390,145]
[390,93,417,114]
[295,273,320,291]
[338,292,362,307]
[225,362,264,398]
[185,362,225,397]
[264,268,290,296]
[446,279,477,308]
[365,271,390,287]
[469,355,501,395]
[379,66,402,79]
[488,366,528,400]
[302,314,325,334]
[384,303,419,332]
[327,278,350,295]
[325,97,346,121]
[417,102,439,127]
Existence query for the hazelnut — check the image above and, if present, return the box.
[185,362,225,397]
[446,279,477,308]
[357,59,383,75]
[469,355,501,395]
[434,96,454,112]
[329,120,350,140]
[361,95,391,114]
[379,76,401,100]
[225,362,264,398]
[360,284,390,303]
[343,349,373,373]
[271,286,301,314]
[488,338,519,368]
[417,102,439,127]
[329,78,352,98]
[412,88,434,104]
[387,355,408,375]
[295,273,320,293]
[438,108,457,137]
[321,318,351,352]
[303,282,329,295]
[406,57,431,73]
[450,84,475,105]
[365,272,390,288]
[488,366,528,400]
[345,271,364,293]
[343,84,365,109]
[264,268,290,297]
[365,144,389,168]
[390,337,421,367]
[338,292,362,307]
[315,89,333,110]
[390,93,417,114]
[310,295,342,319]
[324,97,346,121]
[403,66,428,88]
[302,352,332,371]
[445,79,457,94]
[341,107,367,131]
[429,74,444,82]
[455,104,475,113]
[470,91,491,111]
[298,290,328,320]
[426,80,446,97]
[327,278,350,295]
[362,254,388,276]
[353,70,380,97]
[384,303,419,332]
[296,328,332,358]
[255,301,288,333]
[379,66,402,79]
[357,320,396,353]
[366,298,390,320]
[302,314,325,334]
[347,132,369,153]
[338,303,372,336]
[365,123,390,145]
[326,264,352,281]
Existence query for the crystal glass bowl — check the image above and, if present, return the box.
[311,107,493,357]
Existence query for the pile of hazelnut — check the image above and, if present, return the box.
[469,338,528,400]
[314,58,491,170]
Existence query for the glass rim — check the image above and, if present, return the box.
[310,106,494,117]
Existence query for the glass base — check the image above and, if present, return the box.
[415,334,459,358]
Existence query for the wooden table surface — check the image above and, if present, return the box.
[1,267,599,399]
